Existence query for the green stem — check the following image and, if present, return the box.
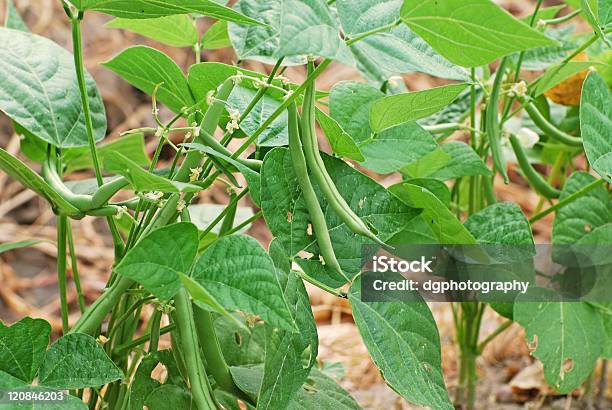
[57,216,69,333]
[294,269,347,299]
[542,8,582,25]
[529,178,605,223]
[345,20,401,45]
[173,289,217,410]
[67,222,85,313]
[509,134,561,199]
[513,0,543,81]
[112,323,176,356]
[221,211,262,237]
[149,310,162,353]
[486,57,510,183]
[477,320,513,354]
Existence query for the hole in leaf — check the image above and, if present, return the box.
[306,223,313,236]
[234,332,242,346]
[561,358,574,380]
[237,400,247,410]
[527,334,538,352]
[287,211,293,222]
[150,362,168,384]
[584,224,592,232]
[358,197,365,209]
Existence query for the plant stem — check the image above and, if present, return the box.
[57,216,69,333]
[67,221,85,313]
[294,269,347,298]
[221,211,262,237]
[542,8,582,25]
[173,289,217,410]
[477,320,513,353]
[529,179,605,223]
[345,20,400,45]
[148,309,162,353]
[112,323,176,355]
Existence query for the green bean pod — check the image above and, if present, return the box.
[486,57,509,184]
[42,154,94,211]
[300,62,386,247]
[509,134,561,199]
[520,97,582,147]
[288,100,344,278]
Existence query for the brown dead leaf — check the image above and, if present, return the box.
[543,53,589,106]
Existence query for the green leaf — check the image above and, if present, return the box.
[336,0,469,84]
[0,317,50,383]
[261,148,419,276]
[258,272,317,409]
[592,302,612,358]
[370,83,468,132]
[405,178,451,207]
[359,123,438,174]
[389,183,477,244]
[514,288,605,393]
[0,373,87,409]
[534,61,600,96]
[315,108,364,161]
[145,385,193,410]
[102,46,194,114]
[289,368,361,409]
[115,223,199,299]
[190,235,297,331]
[227,86,288,146]
[104,151,200,193]
[276,0,354,65]
[0,28,106,148]
[39,333,123,389]
[400,0,556,67]
[330,81,383,144]
[401,141,491,181]
[580,71,612,182]
[518,25,578,71]
[79,0,261,25]
[64,133,150,174]
[179,273,245,329]
[229,0,305,65]
[105,15,198,47]
[465,202,534,245]
[552,172,612,244]
[420,87,477,127]
[127,350,183,410]
[349,276,452,409]
[214,315,266,366]
[202,20,231,50]
[582,0,611,46]
[0,148,82,216]
[0,239,44,254]
[4,0,28,31]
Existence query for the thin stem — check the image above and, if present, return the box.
[221,210,262,236]
[542,8,582,25]
[67,222,85,313]
[294,269,347,299]
[57,216,69,333]
[112,324,176,355]
[529,179,605,223]
[345,20,401,45]
[200,189,248,237]
[148,309,162,353]
[512,0,543,82]
[477,320,513,354]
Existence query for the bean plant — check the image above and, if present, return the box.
[0,0,611,409]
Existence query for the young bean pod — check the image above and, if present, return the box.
[300,61,387,247]
[519,97,583,147]
[287,100,345,278]
[486,57,509,183]
[509,134,561,199]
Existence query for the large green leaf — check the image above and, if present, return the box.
[518,25,578,71]
[390,183,476,244]
[359,122,438,174]
[349,277,452,409]
[552,172,612,244]
[115,223,199,299]
[464,202,534,245]
[261,148,419,276]
[201,20,231,50]
[401,141,491,181]
[258,271,317,410]
[276,0,354,65]
[104,151,200,193]
[127,350,183,410]
[288,368,361,409]
[0,148,82,216]
[328,81,438,173]
[400,0,556,67]
[77,0,260,25]
[370,83,468,132]
[106,15,198,47]
[102,46,195,114]
[0,370,87,409]
[214,315,266,367]
[190,235,296,332]
[64,133,150,174]
[229,0,305,65]
[0,28,106,148]
[580,71,612,182]
[0,317,50,383]
[336,0,468,84]
[38,333,123,389]
[514,288,605,393]
[227,86,288,146]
